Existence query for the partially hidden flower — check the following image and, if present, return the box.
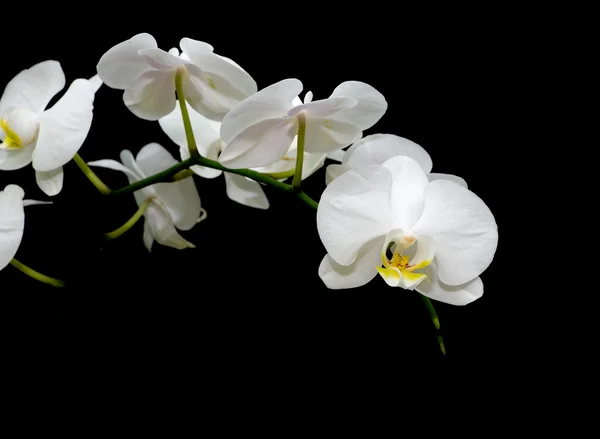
[317,155,498,305]
[159,102,328,209]
[88,143,206,251]
[96,33,257,121]
[325,133,468,188]
[0,61,102,196]
[0,185,51,271]
[218,78,387,169]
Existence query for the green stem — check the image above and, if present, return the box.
[110,155,319,210]
[261,169,295,180]
[104,198,152,241]
[420,295,445,355]
[9,258,65,288]
[175,68,199,158]
[173,169,195,181]
[73,153,111,195]
[291,113,306,191]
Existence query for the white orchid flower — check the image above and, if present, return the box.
[88,143,206,251]
[218,78,387,169]
[0,61,102,196]
[317,155,498,306]
[0,185,51,271]
[325,133,468,188]
[96,33,257,121]
[159,102,329,210]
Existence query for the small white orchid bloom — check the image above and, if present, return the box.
[96,34,257,121]
[0,185,51,271]
[159,102,329,209]
[218,78,387,169]
[317,155,498,306]
[88,143,205,251]
[0,61,102,196]
[325,133,468,188]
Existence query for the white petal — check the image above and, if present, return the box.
[412,180,498,285]
[224,173,269,209]
[138,48,185,70]
[179,37,214,55]
[329,81,387,130]
[96,33,157,89]
[123,70,176,121]
[180,143,223,179]
[87,159,141,180]
[144,201,195,250]
[0,142,35,170]
[318,237,383,289]
[218,117,298,169]
[344,134,433,174]
[325,164,351,185]
[0,185,25,270]
[428,172,467,188]
[158,104,221,156]
[220,78,302,144]
[136,143,202,230]
[282,147,327,180]
[288,96,357,118]
[143,220,154,252]
[32,79,97,172]
[303,116,362,154]
[317,165,397,266]
[35,167,64,196]
[180,68,243,121]
[182,48,257,97]
[0,60,65,116]
[304,91,313,103]
[326,149,345,162]
[88,75,103,93]
[381,156,429,230]
[416,260,483,306]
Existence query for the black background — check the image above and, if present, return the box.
[0,13,517,378]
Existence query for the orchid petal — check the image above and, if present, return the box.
[144,201,195,250]
[138,48,185,70]
[412,180,498,285]
[220,78,302,144]
[287,96,357,118]
[317,165,396,266]
[158,104,221,156]
[381,156,429,231]
[318,238,383,289]
[224,173,269,210]
[0,60,65,116]
[87,159,141,180]
[344,134,433,174]
[325,164,351,185]
[96,33,157,89]
[0,185,25,270]
[123,70,176,121]
[0,142,35,170]
[428,172,468,188]
[303,116,362,154]
[218,117,298,169]
[329,81,387,130]
[35,167,64,196]
[32,79,96,172]
[416,260,484,306]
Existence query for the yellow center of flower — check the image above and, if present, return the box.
[389,253,410,269]
[0,118,22,149]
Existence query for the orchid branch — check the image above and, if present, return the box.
[420,295,446,355]
[73,153,111,195]
[291,113,306,191]
[175,68,199,158]
[9,258,65,288]
[104,198,152,240]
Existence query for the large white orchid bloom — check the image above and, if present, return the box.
[325,133,468,188]
[88,143,205,251]
[317,155,498,306]
[218,79,387,169]
[0,61,102,196]
[96,33,257,121]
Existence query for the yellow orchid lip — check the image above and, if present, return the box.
[376,237,432,289]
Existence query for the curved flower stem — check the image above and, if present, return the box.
[260,169,295,180]
[73,153,111,195]
[175,68,199,158]
[291,113,307,191]
[173,169,195,181]
[420,295,446,355]
[9,258,65,288]
[104,198,152,241]
[110,155,318,210]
